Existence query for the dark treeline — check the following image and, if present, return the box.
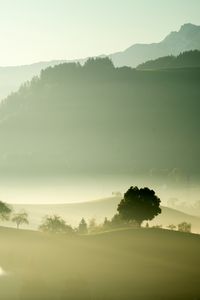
[0,57,200,178]
[137,50,200,70]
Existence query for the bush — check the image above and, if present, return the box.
[39,215,74,234]
[178,222,191,233]
[0,201,12,221]
[167,224,176,230]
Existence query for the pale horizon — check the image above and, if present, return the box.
[0,0,200,66]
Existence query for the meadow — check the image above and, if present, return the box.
[0,226,200,300]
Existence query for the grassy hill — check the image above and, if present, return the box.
[0,226,199,299]
[7,197,200,233]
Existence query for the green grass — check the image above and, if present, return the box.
[0,226,200,299]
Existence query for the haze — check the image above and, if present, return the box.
[0,2,200,299]
[0,0,200,66]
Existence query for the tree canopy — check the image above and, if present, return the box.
[178,222,191,233]
[137,50,200,70]
[12,211,29,229]
[117,186,161,226]
[0,56,200,179]
[39,215,74,234]
[78,218,88,234]
[0,201,12,221]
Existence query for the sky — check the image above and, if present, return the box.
[0,0,199,66]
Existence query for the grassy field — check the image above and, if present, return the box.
[0,226,200,300]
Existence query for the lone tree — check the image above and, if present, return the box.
[0,201,12,221]
[78,218,88,234]
[39,215,74,234]
[117,186,161,227]
[12,211,29,229]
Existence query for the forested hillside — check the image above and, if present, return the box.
[137,50,200,70]
[0,57,199,179]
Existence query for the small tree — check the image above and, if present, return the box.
[78,218,88,234]
[117,186,161,227]
[102,217,111,230]
[39,215,74,234]
[12,211,29,229]
[110,214,125,228]
[88,218,97,233]
[178,222,191,233]
[0,201,12,221]
[167,224,176,231]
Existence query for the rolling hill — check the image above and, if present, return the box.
[0,226,200,299]
[6,197,200,233]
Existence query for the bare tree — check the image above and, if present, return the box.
[12,211,29,229]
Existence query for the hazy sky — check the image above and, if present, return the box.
[0,0,199,66]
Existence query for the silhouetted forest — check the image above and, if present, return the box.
[137,50,200,70]
[0,57,200,178]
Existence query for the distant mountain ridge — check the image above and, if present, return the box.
[0,60,66,100]
[0,23,200,100]
[0,58,88,101]
[110,23,200,67]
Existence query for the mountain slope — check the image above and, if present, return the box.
[0,58,87,101]
[0,60,66,100]
[0,58,199,180]
[0,59,200,177]
[110,23,200,67]
[0,23,200,100]
[137,50,200,70]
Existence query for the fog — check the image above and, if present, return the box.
[0,2,200,299]
[0,227,200,300]
[0,175,199,208]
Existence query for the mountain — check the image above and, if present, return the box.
[110,23,200,67]
[0,23,200,100]
[137,50,200,70]
[0,57,199,180]
[0,60,66,100]
[5,197,200,233]
[0,57,87,101]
